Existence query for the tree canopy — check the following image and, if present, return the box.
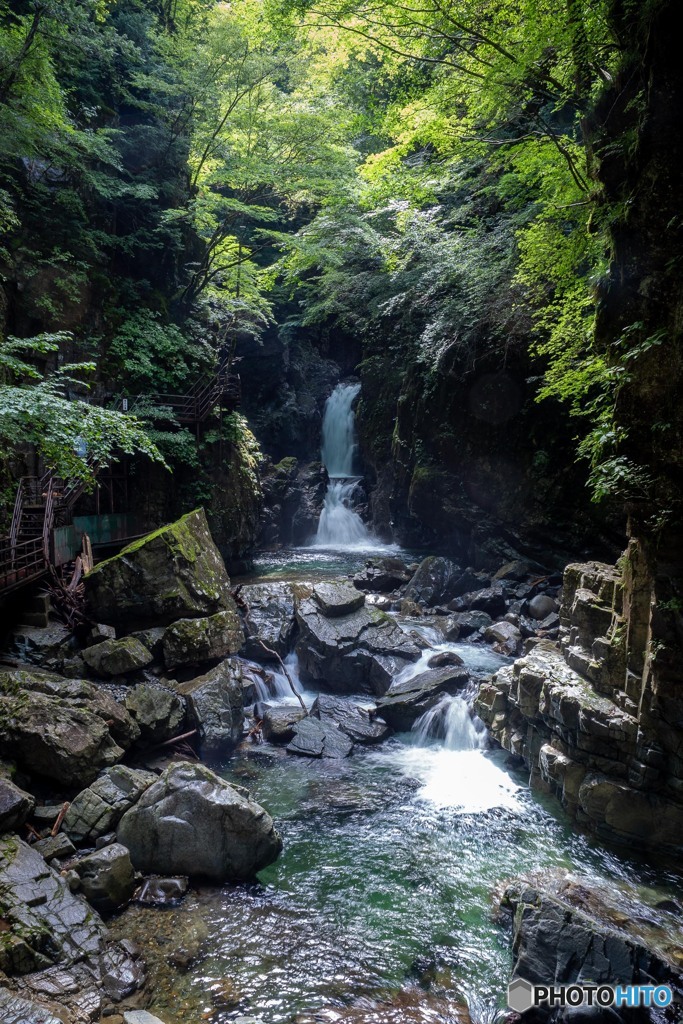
[1,0,679,526]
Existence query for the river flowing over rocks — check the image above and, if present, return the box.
[1,511,682,1024]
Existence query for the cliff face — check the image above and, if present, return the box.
[476,543,683,859]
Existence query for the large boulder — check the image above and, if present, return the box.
[310,694,389,745]
[116,761,282,881]
[0,666,139,749]
[502,873,683,997]
[0,836,143,1011]
[64,765,157,844]
[83,508,235,627]
[352,557,411,593]
[0,690,124,788]
[295,583,421,695]
[124,683,185,743]
[376,665,470,731]
[311,580,365,617]
[175,661,244,757]
[73,843,136,914]
[82,636,153,678]
[404,557,462,607]
[0,776,35,834]
[261,705,308,743]
[162,609,244,669]
[241,581,309,661]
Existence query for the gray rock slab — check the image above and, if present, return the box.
[117,761,282,881]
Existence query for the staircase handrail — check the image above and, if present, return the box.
[9,477,27,554]
[42,476,55,559]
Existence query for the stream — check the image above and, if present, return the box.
[110,387,680,1023]
[113,548,680,1024]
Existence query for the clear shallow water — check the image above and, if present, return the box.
[115,553,681,1024]
[242,545,409,583]
[125,733,679,1024]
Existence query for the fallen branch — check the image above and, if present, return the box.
[51,801,70,837]
[255,641,307,712]
[150,728,198,751]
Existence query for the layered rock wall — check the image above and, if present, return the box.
[476,545,683,858]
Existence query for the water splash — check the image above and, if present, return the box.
[315,383,372,547]
[412,694,485,751]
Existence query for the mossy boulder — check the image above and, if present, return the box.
[0,668,136,787]
[83,508,234,627]
[162,609,244,670]
[82,637,153,678]
[124,684,185,744]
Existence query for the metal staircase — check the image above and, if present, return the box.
[115,368,241,425]
[0,464,96,594]
[0,363,241,595]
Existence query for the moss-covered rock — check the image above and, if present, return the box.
[83,508,233,627]
[162,609,244,669]
[82,637,153,678]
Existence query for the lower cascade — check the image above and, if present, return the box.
[412,693,485,751]
[315,382,372,547]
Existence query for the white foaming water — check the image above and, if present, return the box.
[412,693,485,751]
[384,648,521,813]
[321,381,361,477]
[395,746,523,812]
[263,652,315,708]
[316,479,371,547]
[315,383,372,548]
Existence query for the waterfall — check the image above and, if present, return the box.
[412,694,485,751]
[315,382,372,547]
[321,382,361,477]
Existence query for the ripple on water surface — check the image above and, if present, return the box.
[113,553,680,1024]
[113,736,679,1024]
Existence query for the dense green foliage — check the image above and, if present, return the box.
[1,0,679,536]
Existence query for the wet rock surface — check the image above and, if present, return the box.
[124,684,185,744]
[312,580,366,617]
[287,716,354,759]
[310,694,389,745]
[0,666,139,749]
[175,660,244,757]
[73,843,136,914]
[0,687,124,788]
[64,766,157,844]
[261,704,308,743]
[0,776,35,833]
[81,637,153,678]
[0,836,143,1018]
[377,665,470,731]
[503,872,683,996]
[116,761,282,881]
[240,580,307,660]
[296,582,421,695]
[404,557,463,607]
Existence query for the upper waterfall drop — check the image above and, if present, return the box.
[314,382,372,548]
[321,381,361,478]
